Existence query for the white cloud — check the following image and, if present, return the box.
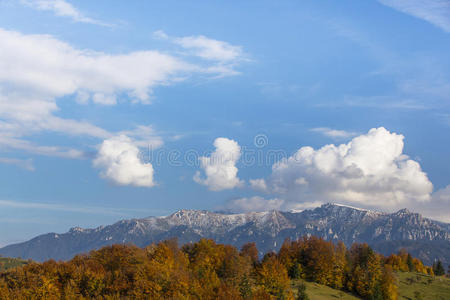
[286,200,326,213]
[0,135,84,159]
[119,125,164,148]
[0,157,34,171]
[153,30,169,40]
[154,30,245,76]
[0,27,188,157]
[378,0,450,33]
[194,137,244,191]
[20,0,111,26]
[174,35,243,62]
[0,199,165,216]
[253,127,433,210]
[223,196,284,213]
[0,28,192,105]
[411,185,450,222]
[93,135,156,187]
[0,28,242,160]
[310,127,357,139]
[250,178,268,192]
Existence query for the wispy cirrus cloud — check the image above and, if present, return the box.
[0,199,165,216]
[20,0,112,27]
[0,157,34,171]
[310,127,357,139]
[326,17,450,111]
[0,27,245,176]
[222,196,284,213]
[378,0,450,33]
[154,30,247,77]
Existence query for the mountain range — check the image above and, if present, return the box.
[0,203,448,267]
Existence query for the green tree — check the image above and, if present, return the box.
[289,262,303,279]
[406,253,414,272]
[433,260,445,276]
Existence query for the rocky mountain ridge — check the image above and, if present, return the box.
[0,203,448,266]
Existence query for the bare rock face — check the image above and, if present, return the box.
[0,204,448,266]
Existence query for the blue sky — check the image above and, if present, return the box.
[0,0,449,247]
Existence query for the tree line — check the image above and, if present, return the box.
[0,236,439,299]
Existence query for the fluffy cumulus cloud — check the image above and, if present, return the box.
[223,196,284,213]
[194,138,244,191]
[93,135,155,187]
[249,178,268,192]
[252,127,433,210]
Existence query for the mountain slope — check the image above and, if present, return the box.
[0,204,448,266]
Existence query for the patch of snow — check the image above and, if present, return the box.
[331,203,371,212]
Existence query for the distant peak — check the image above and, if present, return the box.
[69,227,85,233]
[395,208,412,215]
[322,203,369,212]
[172,209,195,214]
[169,209,211,218]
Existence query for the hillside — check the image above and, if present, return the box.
[291,273,450,300]
[0,238,403,299]
[291,280,361,299]
[397,272,450,300]
[0,257,28,271]
[0,204,448,266]
[1,238,448,299]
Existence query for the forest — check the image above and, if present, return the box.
[0,236,438,299]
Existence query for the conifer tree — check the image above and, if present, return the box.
[433,260,445,276]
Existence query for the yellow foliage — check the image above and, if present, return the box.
[0,237,421,300]
[257,255,290,298]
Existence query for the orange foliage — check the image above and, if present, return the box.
[0,237,429,299]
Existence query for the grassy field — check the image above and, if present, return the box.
[0,257,29,271]
[397,272,450,300]
[291,273,450,300]
[291,280,361,300]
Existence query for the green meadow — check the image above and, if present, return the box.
[291,273,450,300]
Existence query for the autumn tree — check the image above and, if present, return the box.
[331,241,347,289]
[347,244,384,299]
[240,242,259,265]
[256,254,291,298]
[381,265,398,300]
[300,236,335,285]
[278,238,303,280]
[0,236,425,300]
